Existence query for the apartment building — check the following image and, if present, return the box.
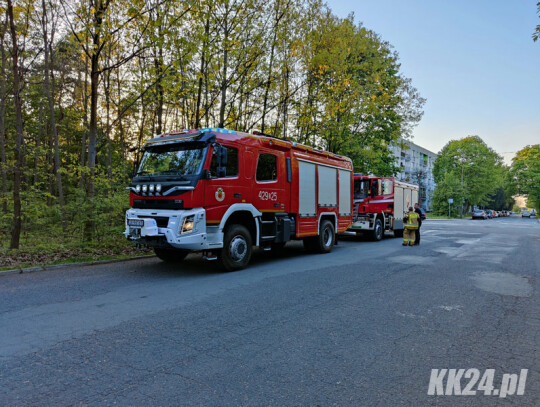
[389,140,438,210]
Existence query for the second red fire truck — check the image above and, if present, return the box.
[349,175,419,240]
[124,128,354,271]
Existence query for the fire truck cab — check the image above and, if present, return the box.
[350,175,419,240]
[124,128,353,271]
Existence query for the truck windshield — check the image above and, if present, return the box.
[137,144,208,177]
[354,179,369,201]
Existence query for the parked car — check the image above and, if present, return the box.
[418,207,426,221]
[472,210,488,220]
[522,209,531,218]
[531,209,536,217]
[485,210,493,219]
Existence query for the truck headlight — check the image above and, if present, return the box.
[135,185,141,193]
[156,184,161,193]
[181,215,195,234]
[142,184,148,193]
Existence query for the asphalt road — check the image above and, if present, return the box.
[1,215,539,406]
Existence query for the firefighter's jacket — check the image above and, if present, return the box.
[404,212,419,230]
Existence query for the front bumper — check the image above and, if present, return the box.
[349,218,372,231]
[124,207,223,250]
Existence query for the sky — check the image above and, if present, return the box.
[327,0,540,164]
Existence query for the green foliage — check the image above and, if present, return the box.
[432,172,464,216]
[295,13,425,175]
[0,0,426,263]
[432,136,503,214]
[511,144,540,212]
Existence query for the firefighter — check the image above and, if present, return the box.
[402,207,419,246]
[414,203,423,245]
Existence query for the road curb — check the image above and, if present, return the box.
[0,255,156,276]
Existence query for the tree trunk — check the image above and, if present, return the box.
[81,48,88,190]
[116,68,126,164]
[104,56,112,180]
[34,105,43,187]
[218,5,230,128]
[42,0,66,232]
[7,0,25,249]
[0,19,8,213]
[195,14,210,128]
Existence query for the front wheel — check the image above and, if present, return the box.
[154,248,189,262]
[372,218,383,241]
[221,224,252,271]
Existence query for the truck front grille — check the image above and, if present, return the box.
[139,216,169,228]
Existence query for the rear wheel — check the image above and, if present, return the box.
[372,218,383,241]
[154,248,189,262]
[221,224,252,271]
[303,220,335,253]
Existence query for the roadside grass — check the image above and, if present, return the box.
[425,213,464,220]
[0,234,153,271]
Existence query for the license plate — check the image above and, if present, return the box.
[128,218,144,227]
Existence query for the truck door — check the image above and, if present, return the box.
[204,144,246,224]
[253,151,288,213]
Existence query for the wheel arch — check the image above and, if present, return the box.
[318,212,337,231]
[220,204,261,246]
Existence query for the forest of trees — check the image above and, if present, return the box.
[0,0,425,263]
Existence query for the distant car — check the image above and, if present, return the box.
[485,210,493,219]
[472,210,488,220]
[522,209,531,218]
[491,210,498,218]
[417,207,426,221]
[531,209,536,217]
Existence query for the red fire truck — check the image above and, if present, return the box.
[124,128,353,271]
[349,175,419,240]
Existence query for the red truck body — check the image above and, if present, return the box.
[125,128,353,270]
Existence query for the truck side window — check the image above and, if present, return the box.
[256,153,277,182]
[210,146,238,177]
[382,179,393,195]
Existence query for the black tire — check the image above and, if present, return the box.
[372,218,383,241]
[154,248,189,262]
[220,224,252,271]
[393,229,403,238]
[316,220,336,253]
